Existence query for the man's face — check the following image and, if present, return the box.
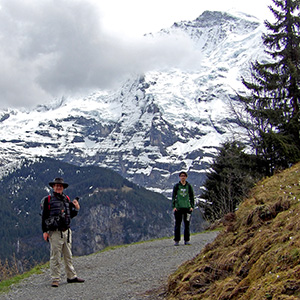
[53,183,64,194]
[180,174,187,183]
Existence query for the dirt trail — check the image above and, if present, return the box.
[0,232,218,300]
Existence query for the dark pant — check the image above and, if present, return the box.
[174,208,192,242]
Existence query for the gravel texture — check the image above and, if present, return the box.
[0,232,218,300]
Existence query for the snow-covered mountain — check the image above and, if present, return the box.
[0,11,268,197]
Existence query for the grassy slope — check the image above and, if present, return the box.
[166,162,300,300]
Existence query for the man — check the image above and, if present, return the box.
[172,171,195,246]
[41,177,85,287]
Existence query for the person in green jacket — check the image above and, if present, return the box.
[172,171,195,246]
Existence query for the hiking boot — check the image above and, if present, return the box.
[51,281,59,287]
[67,277,85,283]
[174,241,179,246]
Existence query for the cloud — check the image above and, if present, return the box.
[0,0,202,109]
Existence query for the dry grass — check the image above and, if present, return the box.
[0,259,47,294]
[0,255,39,283]
[0,256,20,282]
[166,162,300,300]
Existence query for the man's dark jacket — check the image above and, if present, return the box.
[42,192,78,233]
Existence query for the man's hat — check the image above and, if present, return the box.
[49,177,69,188]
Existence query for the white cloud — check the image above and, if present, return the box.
[0,0,272,109]
[95,0,273,37]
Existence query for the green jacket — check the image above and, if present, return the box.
[172,181,195,209]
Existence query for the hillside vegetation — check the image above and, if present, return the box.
[166,162,300,299]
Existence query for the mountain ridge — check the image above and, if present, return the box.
[0,10,269,196]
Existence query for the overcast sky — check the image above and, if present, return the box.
[0,0,273,109]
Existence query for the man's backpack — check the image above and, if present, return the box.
[40,195,71,214]
[40,195,51,217]
[40,195,71,230]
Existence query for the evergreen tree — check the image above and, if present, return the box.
[239,0,300,175]
[199,141,261,222]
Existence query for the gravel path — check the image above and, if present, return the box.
[0,232,218,300]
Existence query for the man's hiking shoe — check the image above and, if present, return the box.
[67,277,85,283]
[184,241,191,245]
[51,281,59,287]
[174,241,179,246]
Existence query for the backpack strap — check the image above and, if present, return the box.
[47,195,51,210]
[188,183,192,196]
[174,183,179,195]
[187,183,195,208]
[46,194,69,209]
[63,195,71,243]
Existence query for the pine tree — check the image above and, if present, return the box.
[199,141,260,222]
[239,0,300,175]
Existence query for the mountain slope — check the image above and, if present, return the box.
[0,11,269,196]
[166,162,300,299]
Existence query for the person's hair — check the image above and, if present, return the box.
[179,171,188,177]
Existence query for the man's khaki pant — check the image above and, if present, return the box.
[49,229,77,282]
